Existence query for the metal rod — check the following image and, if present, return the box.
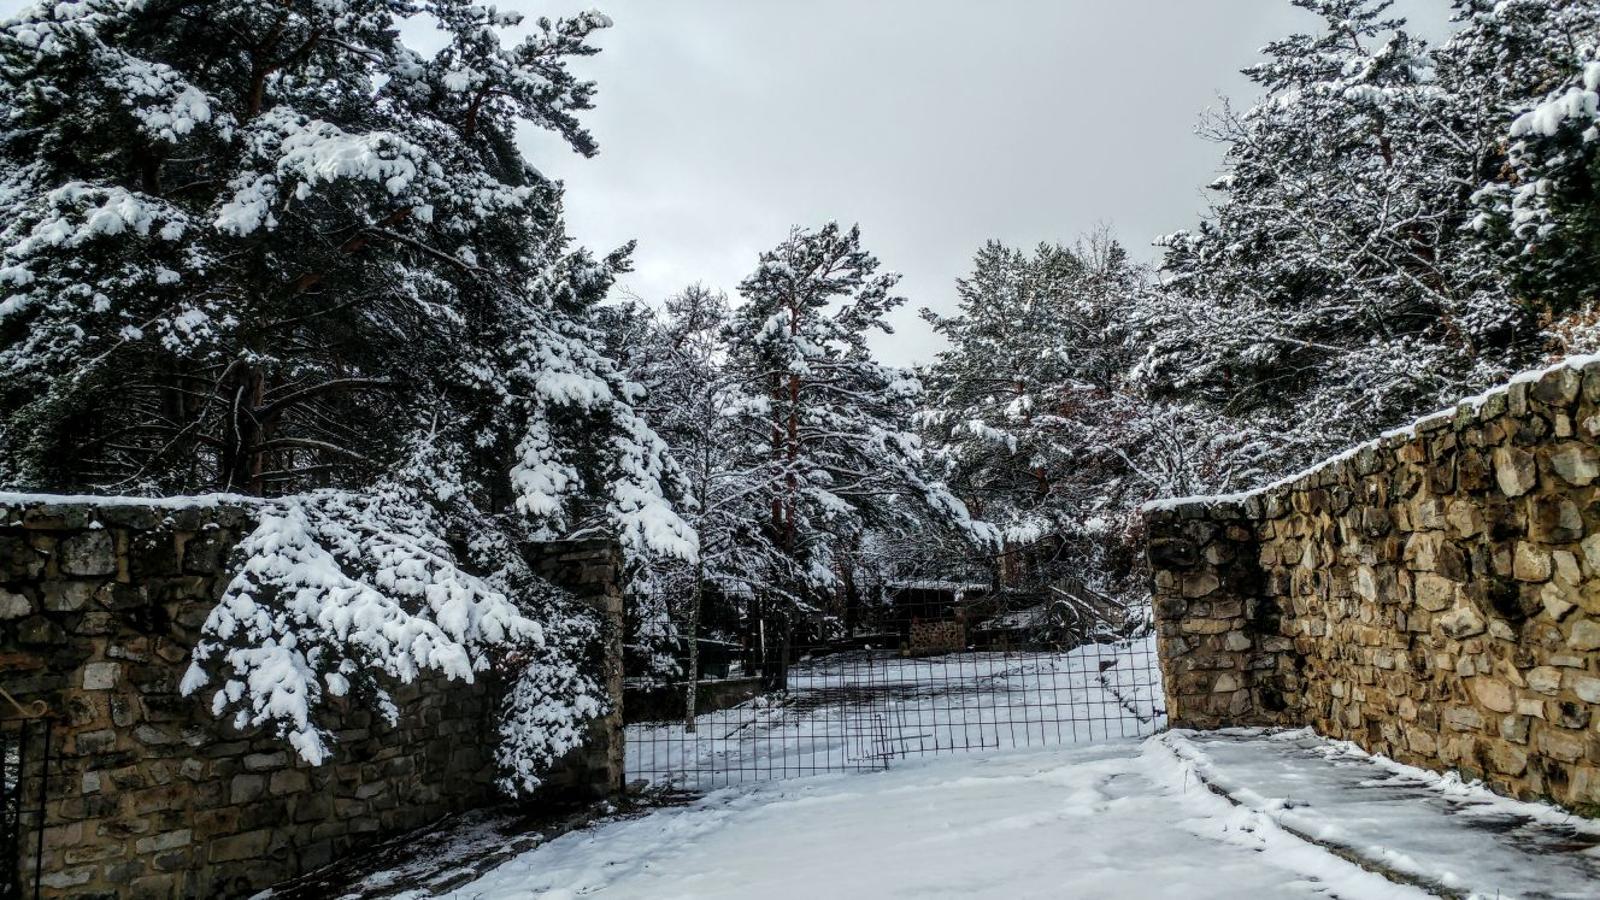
[32,721,47,900]
[0,690,46,722]
[3,722,15,900]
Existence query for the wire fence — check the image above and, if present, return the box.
[625,634,1164,791]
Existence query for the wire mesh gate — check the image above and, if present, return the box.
[625,636,1164,791]
[2,716,49,900]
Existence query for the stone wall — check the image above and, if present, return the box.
[0,497,622,898]
[623,677,763,725]
[1147,359,1600,812]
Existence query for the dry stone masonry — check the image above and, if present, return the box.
[1146,358,1600,813]
[0,497,622,899]
[907,620,966,656]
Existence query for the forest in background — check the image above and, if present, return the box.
[618,0,1600,664]
[3,0,1600,782]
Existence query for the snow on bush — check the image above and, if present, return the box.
[178,486,604,791]
[496,644,606,796]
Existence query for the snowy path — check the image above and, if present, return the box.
[1168,729,1600,899]
[444,738,1429,899]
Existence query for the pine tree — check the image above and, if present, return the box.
[604,286,791,719]
[1468,1,1600,325]
[0,0,693,789]
[1151,0,1539,467]
[726,223,994,678]
[921,235,1271,604]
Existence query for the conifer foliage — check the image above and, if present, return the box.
[0,0,691,790]
[1132,0,1600,474]
[614,228,996,693]
[725,223,995,597]
[1472,1,1600,321]
[920,236,1274,604]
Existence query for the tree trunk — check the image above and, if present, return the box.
[683,558,704,732]
[220,365,265,494]
[776,612,791,692]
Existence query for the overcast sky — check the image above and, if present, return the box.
[499,0,1453,365]
[2,0,1452,365]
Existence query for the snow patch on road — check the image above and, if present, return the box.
[1164,728,1600,899]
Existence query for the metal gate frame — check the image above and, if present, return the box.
[624,636,1164,791]
[2,690,51,900]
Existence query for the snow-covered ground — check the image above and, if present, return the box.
[445,737,1428,900]
[1168,728,1600,899]
[625,638,1164,789]
[424,727,1600,899]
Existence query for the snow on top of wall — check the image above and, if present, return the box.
[1141,353,1600,514]
[0,491,259,511]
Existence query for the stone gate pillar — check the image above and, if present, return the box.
[527,538,626,798]
[1146,499,1296,730]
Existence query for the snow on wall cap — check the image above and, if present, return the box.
[1140,352,1600,515]
[0,491,260,509]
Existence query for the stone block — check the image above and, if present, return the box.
[16,615,65,645]
[1526,666,1562,695]
[59,528,116,576]
[1540,582,1578,621]
[1179,618,1234,635]
[1499,714,1530,744]
[1443,706,1484,732]
[208,829,272,863]
[243,751,289,772]
[230,773,266,804]
[1548,442,1600,486]
[1538,728,1586,763]
[1413,573,1456,612]
[1493,446,1538,497]
[82,662,121,690]
[1582,534,1600,575]
[1530,497,1585,543]
[1485,739,1529,776]
[129,873,178,900]
[270,769,311,795]
[134,829,192,855]
[1471,678,1515,713]
[38,866,96,890]
[0,588,32,618]
[1566,673,1600,704]
[1444,500,1482,538]
[1147,537,1200,569]
[1567,619,1600,651]
[1570,767,1600,805]
[1180,571,1221,598]
[1513,543,1552,583]
[1437,607,1487,640]
[133,724,179,745]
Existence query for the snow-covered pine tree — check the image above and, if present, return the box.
[726,223,995,676]
[920,235,1273,606]
[1467,1,1600,329]
[921,240,1122,546]
[0,0,693,792]
[602,286,796,721]
[1150,0,1537,470]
